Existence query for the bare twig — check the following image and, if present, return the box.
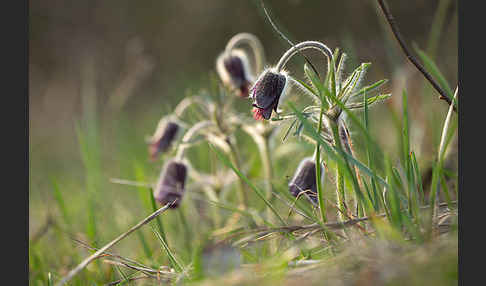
[104,260,159,279]
[55,202,173,286]
[72,239,177,283]
[71,237,150,270]
[103,260,176,278]
[107,275,151,286]
[221,201,457,242]
[376,0,456,111]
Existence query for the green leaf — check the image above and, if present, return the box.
[340,63,371,105]
[335,52,347,91]
[304,63,325,96]
[149,189,168,248]
[292,77,322,104]
[349,79,389,99]
[345,94,391,109]
[282,119,298,142]
[337,67,360,101]
[410,151,425,204]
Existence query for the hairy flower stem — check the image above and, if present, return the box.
[328,118,359,223]
[340,121,366,218]
[276,41,333,72]
[242,124,274,221]
[226,137,249,209]
[315,107,327,224]
[211,106,249,210]
[336,165,346,222]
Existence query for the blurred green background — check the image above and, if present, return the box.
[29,0,457,284]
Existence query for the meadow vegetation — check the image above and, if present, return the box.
[29,1,457,285]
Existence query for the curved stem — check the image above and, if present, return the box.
[433,86,458,222]
[176,121,214,160]
[438,86,459,161]
[276,41,333,72]
[225,33,265,75]
[242,124,273,200]
[174,96,209,119]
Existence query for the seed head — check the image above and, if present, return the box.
[153,159,187,208]
[288,157,324,204]
[250,69,288,120]
[148,121,179,161]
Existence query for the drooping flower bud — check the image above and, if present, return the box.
[250,69,288,120]
[153,159,187,208]
[216,49,253,98]
[148,120,179,161]
[288,157,324,204]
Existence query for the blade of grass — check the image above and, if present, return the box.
[210,144,286,226]
[384,158,403,230]
[136,231,152,260]
[401,90,413,215]
[151,226,184,273]
[304,63,328,109]
[55,203,172,286]
[364,89,382,212]
[50,177,71,226]
[315,100,327,223]
[411,151,425,204]
[413,45,456,105]
[149,189,168,245]
[439,172,453,210]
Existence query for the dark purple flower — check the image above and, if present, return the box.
[153,160,187,208]
[251,70,288,120]
[216,51,253,98]
[149,121,179,161]
[288,157,324,205]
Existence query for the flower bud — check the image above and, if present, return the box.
[148,121,179,161]
[153,160,187,208]
[288,157,324,204]
[216,50,253,97]
[251,70,288,120]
